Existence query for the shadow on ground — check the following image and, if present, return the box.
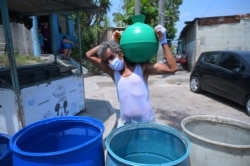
[155,108,190,130]
[77,98,117,127]
[202,91,246,115]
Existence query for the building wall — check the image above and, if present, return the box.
[197,19,250,55]
[182,22,196,71]
[0,23,33,55]
[0,28,4,43]
[0,13,75,56]
[181,15,250,71]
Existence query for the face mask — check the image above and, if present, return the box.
[108,56,124,71]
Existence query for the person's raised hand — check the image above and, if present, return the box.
[111,30,123,43]
[154,24,167,45]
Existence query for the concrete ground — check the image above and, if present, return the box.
[77,70,250,138]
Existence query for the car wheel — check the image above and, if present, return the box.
[245,96,250,116]
[190,76,201,93]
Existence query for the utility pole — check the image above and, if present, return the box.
[135,0,140,15]
[157,0,166,62]
[158,0,165,25]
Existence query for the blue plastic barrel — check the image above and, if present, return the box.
[10,116,105,166]
[0,133,12,166]
[106,123,190,166]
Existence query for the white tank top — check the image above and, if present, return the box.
[114,64,154,124]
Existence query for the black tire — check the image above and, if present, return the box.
[190,76,201,93]
[245,96,250,116]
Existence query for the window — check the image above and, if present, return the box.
[219,54,241,71]
[204,53,219,64]
[239,63,246,72]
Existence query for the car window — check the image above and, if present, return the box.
[203,53,219,64]
[219,54,241,71]
[239,63,246,72]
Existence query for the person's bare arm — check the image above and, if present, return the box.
[85,45,114,78]
[159,43,178,72]
[143,25,178,77]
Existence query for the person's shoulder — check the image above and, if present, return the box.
[140,62,155,73]
[140,62,151,68]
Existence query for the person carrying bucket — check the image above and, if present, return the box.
[86,24,178,126]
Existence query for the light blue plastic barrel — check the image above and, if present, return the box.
[10,116,105,166]
[0,133,12,166]
[106,123,190,166]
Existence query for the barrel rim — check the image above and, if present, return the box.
[105,123,190,166]
[0,133,12,159]
[10,116,104,156]
[181,115,250,148]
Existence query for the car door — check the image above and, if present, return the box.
[199,52,221,93]
[215,53,245,103]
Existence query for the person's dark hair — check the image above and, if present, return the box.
[97,40,120,58]
[62,36,67,39]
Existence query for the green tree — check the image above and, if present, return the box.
[113,0,182,40]
[71,0,111,74]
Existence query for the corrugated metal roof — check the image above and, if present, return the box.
[197,15,241,26]
[6,0,103,15]
[180,14,250,38]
